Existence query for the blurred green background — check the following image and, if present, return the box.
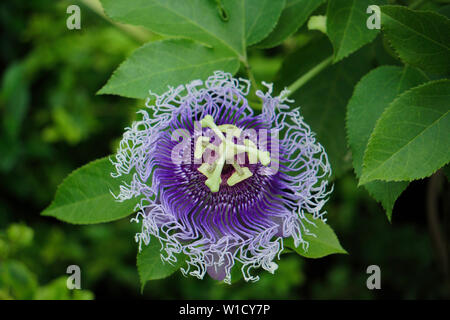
[0,0,448,300]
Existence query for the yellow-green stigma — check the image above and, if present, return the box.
[195,115,271,193]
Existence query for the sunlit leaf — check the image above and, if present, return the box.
[284,214,347,258]
[360,80,450,184]
[101,0,285,57]
[42,157,138,224]
[137,240,185,291]
[99,39,239,99]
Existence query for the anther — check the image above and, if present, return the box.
[197,115,271,192]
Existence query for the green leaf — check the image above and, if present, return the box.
[346,65,428,220]
[0,260,38,300]
[284,214,347,258]
[276,37,373,177]
[1,63,29,140]
[101,0,240,56]
[229,260,244,284]
[360,80,450,185]
[381,5,450,75]
[42,157,139,224]
[34,277,94,300]
[137,239,185,291]
[327,0,385,62]
[101,0,284,57]
[99,39,239,99]
[245,0,285,46]
[257,0,325,48]
[7,223,34,247]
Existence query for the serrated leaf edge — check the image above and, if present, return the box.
[359,79,450,185]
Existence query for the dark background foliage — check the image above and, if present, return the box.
[0,0,449,299]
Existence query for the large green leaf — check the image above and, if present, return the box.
[346,66,428,220]
[137,240,185,291]
[42,157,139,224]
[276,37,373,177]
[360,80,450,184]
[257,0,325,48]
[101,0,284,58]
[381,5,450,75]
[98,39,239,99]
[284,214,347,258]
[327,0,385,62]
[245,0,285,46]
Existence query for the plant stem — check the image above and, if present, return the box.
[241,58,262,109]
[285,55,333,97]
[243,60,258,92]
[285,0,423,98]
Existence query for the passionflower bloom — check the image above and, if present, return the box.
[112,71,331,283]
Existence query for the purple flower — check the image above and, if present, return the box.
[112,71,332,283]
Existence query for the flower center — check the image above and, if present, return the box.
[194,115,270,193]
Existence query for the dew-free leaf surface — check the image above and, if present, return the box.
[42,157,138,224]
[99,39,239,99]
[381,5,450,75]
[277,38,373,177]
[137,240,185,291]
[327,0,385,62]
[101,0,285,58]
[257,0,325,48]
[284,214,347,258]
[360,80,450,184]
[346,65,428,219]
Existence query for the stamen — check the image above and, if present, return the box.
[218,124,242,138]
[197,115,271,192]
[228,165,252,187]
[232,163,244,175]
[201,115,226,141]
[194,136,212,159]
[205,147,226,193]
